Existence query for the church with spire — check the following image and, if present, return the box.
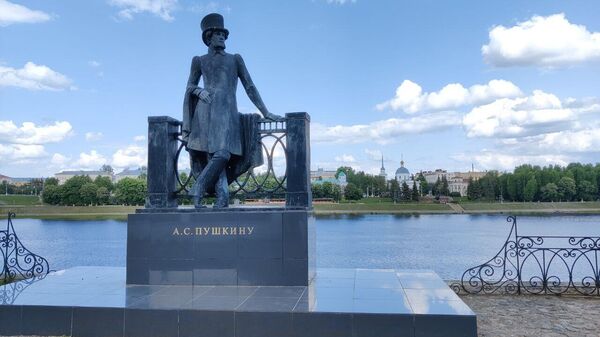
[379,155,387,180]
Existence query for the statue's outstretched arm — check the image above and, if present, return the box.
[236,54,281,120]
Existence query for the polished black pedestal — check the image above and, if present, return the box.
[127,208,316,286]
[0,267,477,337]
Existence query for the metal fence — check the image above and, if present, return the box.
[145,112,311,209]
[452,216,600,296]
[1,212,50,285]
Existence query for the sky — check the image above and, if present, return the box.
[1,0,599,178]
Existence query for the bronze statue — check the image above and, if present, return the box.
[182,13,280,208]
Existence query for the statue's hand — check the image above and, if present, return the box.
[264,112,284,121]
[198,89,212,104]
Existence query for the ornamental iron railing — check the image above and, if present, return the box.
[145,113,311,209]
[452,216,600,296]
[1,212,50,285]
[173,119,288,199]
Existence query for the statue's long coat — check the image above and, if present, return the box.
[182,50,263,185]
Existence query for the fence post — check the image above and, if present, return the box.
[285,112,312,208]
[146,116,180,208]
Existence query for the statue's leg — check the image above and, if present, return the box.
[193,150,231,208]
[188,150,206,197]
[214,170,229,208]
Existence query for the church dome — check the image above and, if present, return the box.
[395,160,410,175]
[395,167,409,175]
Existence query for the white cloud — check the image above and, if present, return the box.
[482,13,600,68]
[85,132,103,141]
[312,111,462,144]
[0,62,74,91]
[188,2,230,14]
[50,153,70,166]
[109,0,178,21]
[364,148,382,161]
[326,0,356,4]
[88,60,101,67]
[0,0,51,26]
[0,120,73,145]
[112,145,146,168]
[462,90,576,138]
[0,144,45,160]
[133,135,146,142]
[76,150,107,168]
[535,128,600,153]
[453,151,570,172]
[334,154,356,163]
[376,79,522,113]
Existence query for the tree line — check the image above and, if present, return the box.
[43,175,147,206]
[467,163,600,202]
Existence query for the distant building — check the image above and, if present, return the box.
[394,160,420,192]
[9,177,34,186]
[422,169,447,185]
[448,176,469,196]
[310,168,347,189]
[379,155,387,180]
[55,170,113,185]
[114,167,147,183]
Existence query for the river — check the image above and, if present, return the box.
[8,214,600,280]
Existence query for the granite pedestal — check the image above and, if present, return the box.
[0,266,477,337]
[127,207,316,286]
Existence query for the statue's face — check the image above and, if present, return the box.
[209,30,226,49]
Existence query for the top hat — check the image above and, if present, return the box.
[201,13,229,46]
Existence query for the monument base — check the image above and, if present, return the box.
[127,207,315,286]
[0,267,477,337]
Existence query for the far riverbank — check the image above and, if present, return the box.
[1,201,600,220]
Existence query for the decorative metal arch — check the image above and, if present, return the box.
[452,216,600,296]
[173,119,288,199]
[1,212,50,284]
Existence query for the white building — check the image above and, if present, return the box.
[114,167,147,183]
[422,169,447,185]
[395,160,420,192]
[55,170,113,185]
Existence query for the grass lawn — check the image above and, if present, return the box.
[459,201,600,211]
[314,202,452,213]
[0,195,42,206]
[0,205,138,220]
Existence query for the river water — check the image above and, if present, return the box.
[8,214,600,280]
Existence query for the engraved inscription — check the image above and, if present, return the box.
[172,226,255,236]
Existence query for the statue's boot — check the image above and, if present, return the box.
[191,150,231,209]
[214,170,229,208]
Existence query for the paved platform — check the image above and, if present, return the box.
[0,267,476,337]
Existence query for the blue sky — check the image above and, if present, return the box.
[1,0,599,177]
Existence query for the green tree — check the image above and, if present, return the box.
[401,182,411,201]
[42,184,62,205]
[62,175,93,205]
[80,183,99,205]
[558,176,576,201]
[311,183,324,199]
[577,180,597,201]
[114,177,147,205]
[440,176,450,196]
[96,186,110,205]
[94,176,114,192]
[416,173,428,194]
[44,177,59,186]
[389,179,400,202]
[523,177,538,202]
[100,164,114,174]
[540,183,559,201]
[344,183,362,201]
[411,181,419,201]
